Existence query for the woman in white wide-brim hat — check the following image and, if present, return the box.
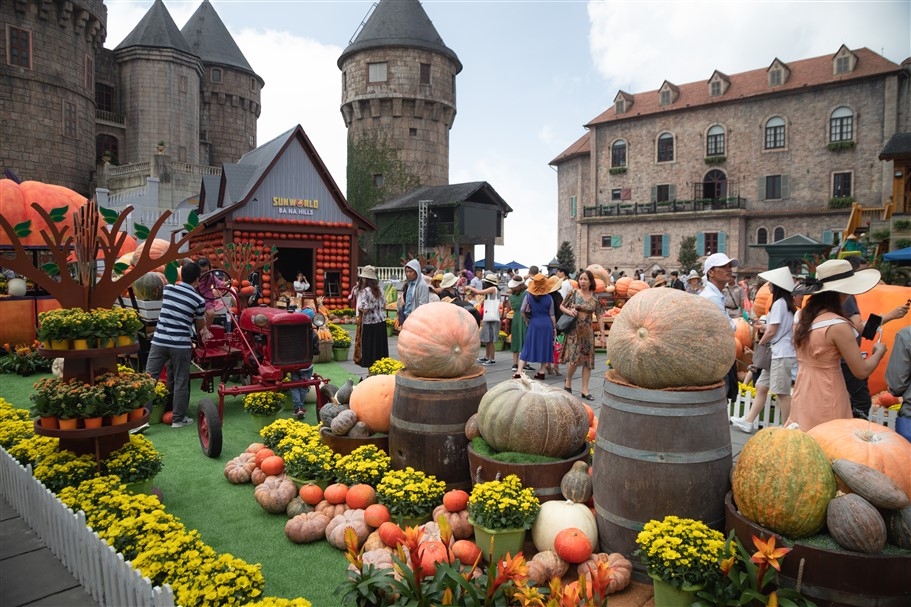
[788,259,886,431]
[355,265,389,369]
[730,267,796,434]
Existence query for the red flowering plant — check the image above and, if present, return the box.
[694,532,816,607]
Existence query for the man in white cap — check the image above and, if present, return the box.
[701,253,740,401]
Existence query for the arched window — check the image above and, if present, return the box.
[773,227,785,242]
[702,169,727,200]
[757,228,768,245]
[765,117,785,149]
[657,133,674,162]
[611,140,627,168]
[706,125,725,156]
[96,134,119,164]
[830,106,853,142]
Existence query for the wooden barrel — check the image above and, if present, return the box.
[593,375,732,579]
[389,368,487,490]
[467,443,588,502]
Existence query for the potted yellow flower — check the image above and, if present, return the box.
[101,434,163,494]
[329,323,352,361]
[335,444,390,486]
[243,391,286,431]
[635,514,726,605]
[467,474,540,563]
[278,431,338,488]
[376,466,446,527]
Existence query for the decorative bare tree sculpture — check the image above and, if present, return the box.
[0,199,202,310]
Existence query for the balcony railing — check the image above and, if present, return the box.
[582,196,746,218]
[95,109,124,125]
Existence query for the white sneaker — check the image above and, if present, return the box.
[730,416,754,434]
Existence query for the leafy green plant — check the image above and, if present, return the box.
[828,196,855,209]
[704,156,727,165]
[609,166,627,175]
[826,140,855,152]
[893,219,911,232]
[0,342,52,376]
[895,238,911,249]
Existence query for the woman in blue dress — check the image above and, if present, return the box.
[514,274,556,380]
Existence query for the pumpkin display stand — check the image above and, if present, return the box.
[390,368,487,490]
[593,373,732,580]
[320,427,389,456]
[33,408,150,462]
[467,443,589,503]
[725,492,911,607]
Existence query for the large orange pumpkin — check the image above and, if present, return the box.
[349,374,396,433]
[0,179,87,246]
[397,302,480,378]
[625,280,650,298]
[733,318,752,349]
[131,238,172,272]
[606,287,736,389]
[807,418,911,501]
[855,284,911,396]
[614,276,632,298]
[752,282,773,317]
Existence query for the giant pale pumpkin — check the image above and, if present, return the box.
[132,272,167,300]
[732,427,836,538]
[807,418,911,501]
[349,374,395,433]
[855,285,911,396]
[586,264,611,287]
[476,377,589,458]
[606,287,736,389]
[0,179,87,246]
[397,302,480,378]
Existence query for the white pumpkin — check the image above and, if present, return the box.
[531,500,598,552]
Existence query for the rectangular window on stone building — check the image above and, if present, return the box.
[611,188,622,201]
[373,174,384,188]
[655,184,671,202]
[703,232,719,256]
[95,83,114,113]
[647,234,665,257]
[64,101,77,138]
[833,172,852,198]
[84,55,94,90]
[8,26,31,69]
[570,195,576,218]
[420,63,431,85]
[212,68,222,83]
[759,174,788,200]
[602,235,622,248]
[368,62,387,83]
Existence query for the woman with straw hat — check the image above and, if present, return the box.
[355,266,389,369]
[514,274,556,380]
[685,270,703,295]
[789,259,887,430]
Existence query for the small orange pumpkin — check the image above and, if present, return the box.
[442,489,470,513]
[451,539,481,566]
[260,455,284,476]
[554,527,593,564]
[346,484,377,510]
[162,411,174,424]
[364,503,391,528]
[417,540,451,576]
[299,484,324,506]
[324,483,349,505]
[254,448,276,467]
[378,521,406,547]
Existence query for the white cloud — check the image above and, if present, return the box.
[588,1,911,94]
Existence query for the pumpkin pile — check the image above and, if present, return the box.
[319,375,395,438]
[606,287,736,389]
[733,420,911,553]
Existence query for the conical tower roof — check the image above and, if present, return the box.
[338,0,461,71]
[181,0,256,74]
[115,0,192,54]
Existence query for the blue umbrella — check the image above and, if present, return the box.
[502,260,527,270]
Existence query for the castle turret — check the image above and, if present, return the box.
[0,0,106,194]
[113,0,202,164]
[182,0,263,166]
[339,0,461,214]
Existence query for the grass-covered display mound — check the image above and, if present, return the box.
[470,436,568,464]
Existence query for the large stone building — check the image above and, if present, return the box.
[551,46,911,274]
[2,0,261,198]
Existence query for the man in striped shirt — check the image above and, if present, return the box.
[146,261,207,428]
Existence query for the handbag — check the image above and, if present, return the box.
[751,342,771,371]
[556,313,577,334]
[482,297,500,322]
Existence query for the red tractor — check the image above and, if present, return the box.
[145,269,333,458]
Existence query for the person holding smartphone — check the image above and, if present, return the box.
[839,256,910,418]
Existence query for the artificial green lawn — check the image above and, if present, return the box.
[0,359,367,605]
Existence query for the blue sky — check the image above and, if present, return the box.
[106,0,910,269]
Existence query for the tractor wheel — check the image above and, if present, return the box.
[197,399,223,458]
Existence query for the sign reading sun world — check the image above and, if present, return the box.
[273,196,319,216]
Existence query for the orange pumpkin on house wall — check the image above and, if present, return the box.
[0,179,87,246]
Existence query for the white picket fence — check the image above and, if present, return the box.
[0,448,176,606]
[728,392,898,430]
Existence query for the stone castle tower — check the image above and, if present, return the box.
[338,0,461,212]
[1,0,261,195]
[1,0,107,194]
